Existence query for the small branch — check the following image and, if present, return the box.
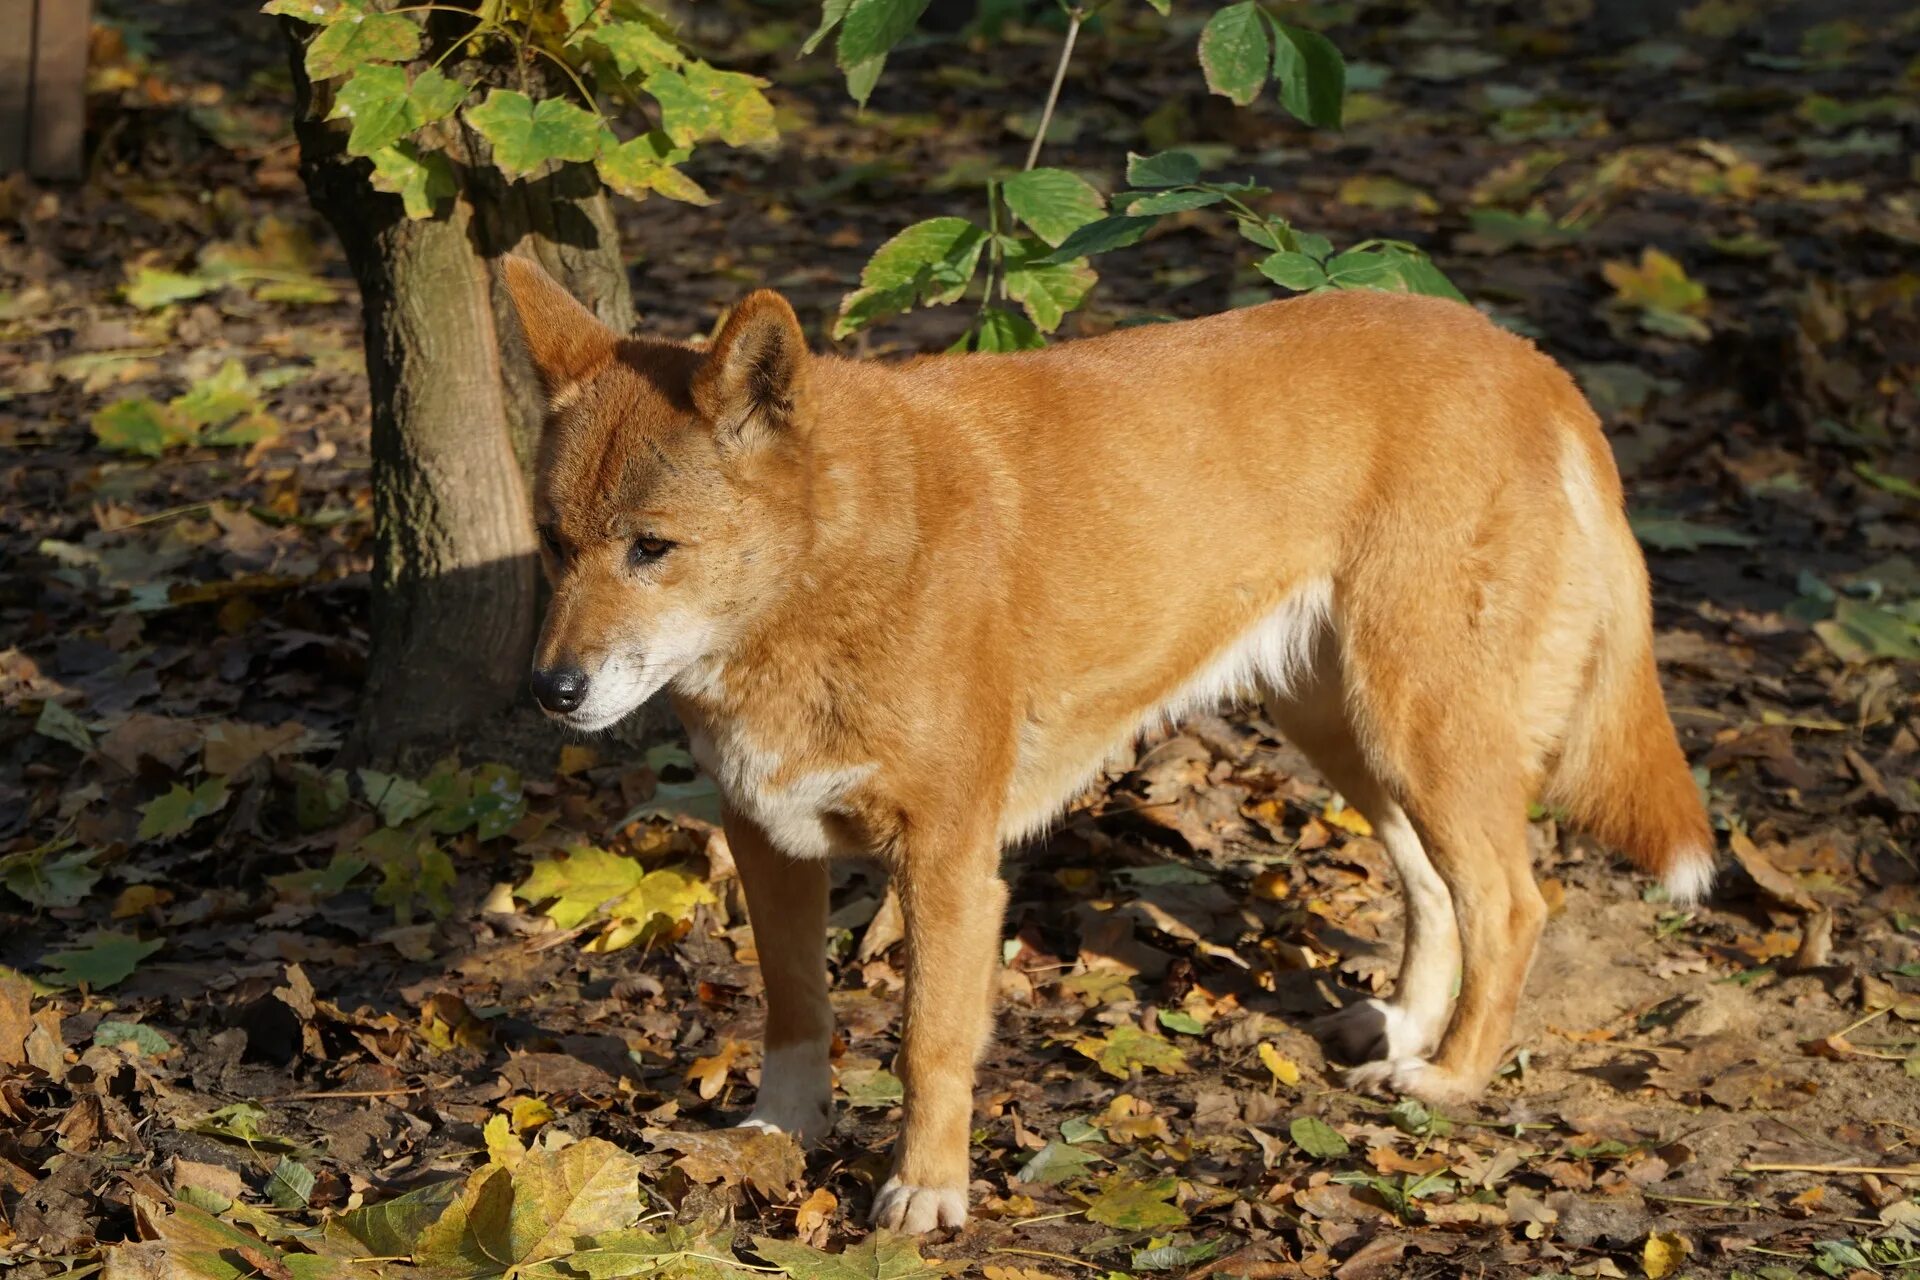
[1743,1162,1920,1177]
[1024,9,1083,171]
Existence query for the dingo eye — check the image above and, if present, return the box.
[630,535,674,566]
[537,524,565,564]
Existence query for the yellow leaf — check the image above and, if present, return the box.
[1250,868,1290,901]
[510,1095,554,1135]
[1322,798,1373,837]
[686,1038,746,1100]
[1642,1230,1688,1279]
[484,1114,526,1170]
[112,885,173,918]
[1602,248,1708,315]
[1258,1042,1301,1086]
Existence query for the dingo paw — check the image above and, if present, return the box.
[870,1178,967,1233]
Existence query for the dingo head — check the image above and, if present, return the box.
[504,257,813,731]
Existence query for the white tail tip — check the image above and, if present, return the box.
[1663,848,1717,906]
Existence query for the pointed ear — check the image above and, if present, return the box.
[691,290,808,442]
[502,255,619,404]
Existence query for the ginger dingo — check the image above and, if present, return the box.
[504,256,1714,1233]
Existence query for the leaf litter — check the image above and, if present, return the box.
[3,2,1919,1278]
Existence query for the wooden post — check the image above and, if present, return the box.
[0,0,91,180]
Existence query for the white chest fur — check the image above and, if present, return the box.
[687,723,874,860]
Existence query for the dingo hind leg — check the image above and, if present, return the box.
[1263,631,1460,1068]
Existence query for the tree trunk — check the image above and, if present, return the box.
[287,18,634,763]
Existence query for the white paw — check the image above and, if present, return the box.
[1343,1055,1476,1105]
[870,1177,968,1233]
[1317,998,1439,1064]
[739,1042,834,1146]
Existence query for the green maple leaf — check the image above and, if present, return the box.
[597,132,710,204]
[42,931,163,989]
[123,265,218,310]
[587,17,685,76]
[173,359,257,428]
[1072,1024,1188,1079]
[1,847,101,909]
[92,397,196,456]
[644,62,776,149]
[753,1230,956,1280]
[466,89,605,178]
[333,64,464,156]
[367,141,457,219]
[137,777,232,842]
[410,1138,647,1274]
[1077,1174,1189,1230]
[304,11,421,80]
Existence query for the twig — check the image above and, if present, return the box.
[282,1087,418,1105]
[1743,1162,1920,1177]
[1023,9,1083,171]
[988,1246,1105,1272]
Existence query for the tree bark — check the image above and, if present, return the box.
[287,18,634,763]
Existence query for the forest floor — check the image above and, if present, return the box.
[3,1,1919,1277]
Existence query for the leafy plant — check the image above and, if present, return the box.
[824,1,1461,351]
[270,0,777,216]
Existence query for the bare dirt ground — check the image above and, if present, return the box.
[2,1,1918,1277]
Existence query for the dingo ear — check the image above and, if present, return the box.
[693,290,807,444]
[502,255,618,405]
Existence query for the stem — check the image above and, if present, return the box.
[521,38,605,122]
[1024,8,1083,171]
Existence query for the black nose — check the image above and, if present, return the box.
[531,666,588,714]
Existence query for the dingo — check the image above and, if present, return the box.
[505,256,1713,1233]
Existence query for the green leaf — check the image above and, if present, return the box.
[598,131,710,204]
[1258,250,1329,290]
[304,11,421,81]
[34,700,92,751]
[972,305,1046,353]
[173,359,257,429]
[1072,1024,1188,1079]
[1158,1009,1205,1035]
[368,141,456,219]
[1391,252,1467,301]
[262,0,366,21]
[837,0,931,69]
[1198,2,1270,107]
[1001,168,1106,248]
[1815,598,1920,663]
[590,18,685,77]
[835,216,986,338]
[1324,248,1403,288]
[325,1179,462,1259]
[2,848,101,909]
[1016,1140,1100,1186]
[92,397,195,456]
[268,1157,318,1210]
[124,266,218,310]
[360,827,456,922]
[838,1066,904,1108]
[137,777,232,842]
[1628,513,1759,552]
[416,1138,647,1274]
[645,62,777,149]
[1289,1115,1351,1158]
[1120,188,1225,215]
[42,931,163,989]
[1854,462,1920,502]
[1039,214,1156,264]
[466,89,604,179]
[1003,241,1096,332]
[333,64,464,156]
[845,54,887,108]
[1077,1174,1189,1230]
[753,1230,955,1280]
[803,0,852,56]
[92,1020,172,1056]
[358,768,433,826]
[1266,17,1345,128]
[1126,149,1202,188]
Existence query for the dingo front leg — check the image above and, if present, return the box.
[871,827,1008,1234]
[727,809,835,1145]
